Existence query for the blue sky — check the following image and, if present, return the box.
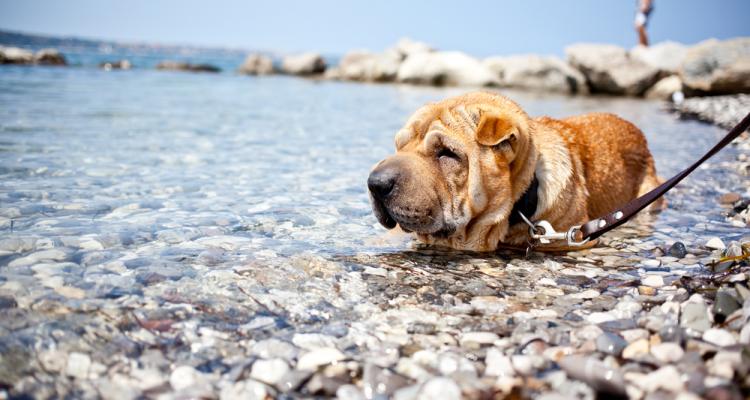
[1,0,748,56]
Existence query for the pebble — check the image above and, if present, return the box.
[595,332,627,356]
[297,348,345,371]
[702,328,737,347]
[705,237,726,250]
[650,342,684,363]
[642,275,665,288]
[680,302,711,334]
[484,348,514,377]
[719,192,741,204]
[220,379,269,400]
[713,291,741,323]
[416,377,461,400]
[570,289,600,300]
[558,355,626,397]
[170,365,205,391]
[459,332,499,348]
[65,352,91,379]
[668,242,688,258]
[622,338,649,360]
[250,358,289,385]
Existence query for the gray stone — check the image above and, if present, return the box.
[156,61,220,73]
[483,55,588,94]
[680,37,750,94]
[281,52,326,75]
[238,54,275,75]
[558,355,626,397]
[565,43,660,95]
[595,332,627,356]
[334,50,401,82]
[630,41,688,74]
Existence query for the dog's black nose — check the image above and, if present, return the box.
[368,165,399,201]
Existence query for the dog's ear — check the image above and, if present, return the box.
[476,112,518,148]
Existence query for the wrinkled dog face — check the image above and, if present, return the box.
[368,92,533,250]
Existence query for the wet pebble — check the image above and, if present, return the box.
[595,332,627,356]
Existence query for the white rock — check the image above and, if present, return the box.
[702,328,737,347]
[650,342,684,363]
[170,365,204,391]
[641,365,684,392]
[642,275,665,288]
[459,332,499,347]
[292,333,338,350]
[587,312,616,324]
[65,352,90,379]
[416,377,461,400]
[642,259,661,268]
[645,75,683,100]
[570,289,600,299]
[705,237,726,250]
[337,384,367,400]
[250,358,289,385]
[220,379,268,400]
[281,52,326,75]
[484,348,515,377]
[297,347,345,370]
[397,51,499,87]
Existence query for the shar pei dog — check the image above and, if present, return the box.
[367,91,663,251]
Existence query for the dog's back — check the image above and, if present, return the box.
[542,113,663,219]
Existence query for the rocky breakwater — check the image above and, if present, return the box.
[0,46,67,66]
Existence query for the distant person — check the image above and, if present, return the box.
[635,0,653,46]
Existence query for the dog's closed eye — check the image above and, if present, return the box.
[436,147,461,161]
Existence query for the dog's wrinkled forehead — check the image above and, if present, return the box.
[395,105,482,150]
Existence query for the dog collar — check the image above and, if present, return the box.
[508,175,539,227]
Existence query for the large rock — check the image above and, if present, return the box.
[238,54,275,75]
[335,50,401,82]
[484,54,587,94]
[33,48,67,65]
[645,75,683,100]
[390,38,433,59]
[630,41,688,75]
[281,52,326,75]
[156,61,221,73]
[566,43,660,95]
[396,51,499,87]
[0,46,34,64]
[679,37,750,94]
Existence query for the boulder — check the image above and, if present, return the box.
[390,38,433,60]
[281,52,326,75]
[630,41,688,75]
[33,48,67,65]
[679,37,750,94]
[645,75,683,100]
[335,50,401,82]
[99,60,132,70]
[238,54,275,75]
[483,54,587,94]
[396,51,499,87]
[566,43,660,95]
[0,46,34,64]
[156,61,220,73]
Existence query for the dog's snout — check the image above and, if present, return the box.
[368,164,400,201]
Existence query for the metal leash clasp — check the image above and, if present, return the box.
[517,212,590,247]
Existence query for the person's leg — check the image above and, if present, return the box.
[637,24,649,46]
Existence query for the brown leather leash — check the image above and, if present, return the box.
[521,111,750,247]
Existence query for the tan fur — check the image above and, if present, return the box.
[368,91,663,251]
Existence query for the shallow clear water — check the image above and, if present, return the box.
[0,65,747,397]
[0,66,743,261]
